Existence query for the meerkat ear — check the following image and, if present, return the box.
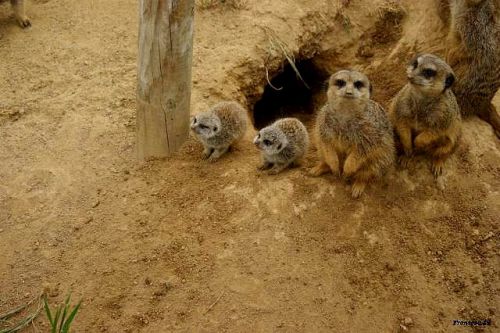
[445,73,455,89]
[277,143,282,151]
[409,54,421,68]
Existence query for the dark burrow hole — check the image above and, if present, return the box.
[252,59,330,129]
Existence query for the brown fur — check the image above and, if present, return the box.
[443,0,500,136]
[311,70,395,198]
[390,54,462,177]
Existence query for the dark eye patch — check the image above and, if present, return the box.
[354,81,365,90]
[335,79,346,88]
[263,139,272,146]
[422,68,437,79]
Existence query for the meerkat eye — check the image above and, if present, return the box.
[263,139,272,146]
[335,79,346,88]
[422,68,437,79]
[354,81,365,90]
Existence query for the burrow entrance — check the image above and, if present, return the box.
[252,59,330,129]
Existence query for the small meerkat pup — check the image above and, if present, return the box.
[390,53,461,177]
[444,0,500,137]
[190,101,248,162]
[311,70,395,198]
[2,0,31,27]
[253,117,309,175]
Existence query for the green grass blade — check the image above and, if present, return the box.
[52,307,62,333]
[61,301,81,333]
[43,296,54,327]
[58,303,69,333]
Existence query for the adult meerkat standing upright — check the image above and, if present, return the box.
[444,0,500,137]
[1,0,31,27]
[390,54,461,177]
[311,70,395,198]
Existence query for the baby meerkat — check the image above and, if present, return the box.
[390,53,461,177]
[311,70,395,198]
[1,0,30,27]
[444,0,500,136]
[190,101,248,162]
[253,118,309,175]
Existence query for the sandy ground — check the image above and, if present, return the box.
[0,0,499,332]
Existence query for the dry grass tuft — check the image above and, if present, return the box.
[262,28,310,90]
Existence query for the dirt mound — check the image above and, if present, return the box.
[0,0,498,332]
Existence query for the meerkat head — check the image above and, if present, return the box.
[327,70,372,106]
[406,54,456,96]
[253,125,288,155]
[190,112,222,139]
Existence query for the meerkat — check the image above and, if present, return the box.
[390,53,461,177]
[1,0,30,27]
[310,70,395,198]
[190,101,248,162]
[253,117,309,175]
[443,0,500,137]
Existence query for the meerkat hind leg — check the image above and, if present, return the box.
[430,140,455,178]
[310,161,330,176]
[343,152,364,180]
[350,167,377,199]
[351,181,367,199]
[396,125,414,168]
[310,144,334,176]
[323,144,340,176]
[482,104,500,139]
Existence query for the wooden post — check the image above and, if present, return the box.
[137,0,195,159]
